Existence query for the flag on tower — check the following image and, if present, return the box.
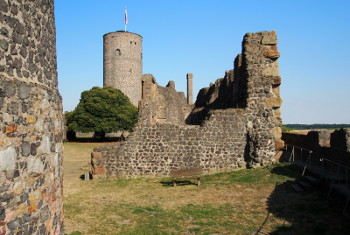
[124,6,128,25]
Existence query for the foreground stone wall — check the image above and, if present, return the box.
[92,31,283,178]
[0,1,63,234]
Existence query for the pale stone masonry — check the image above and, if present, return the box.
[103,31,143,106]
[186,73,193,105]
[0,1,63,234]
[92,31,284,178]
[138,74,191,125]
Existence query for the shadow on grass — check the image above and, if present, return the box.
[66,137,122,143]
[160,180,198,187]
[266,164,350,234]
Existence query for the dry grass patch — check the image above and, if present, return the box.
[63,143,350,234]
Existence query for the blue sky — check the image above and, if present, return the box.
[55,0,350,124]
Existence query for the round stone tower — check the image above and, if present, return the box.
[0,1,63,234]
[103,31,143,106]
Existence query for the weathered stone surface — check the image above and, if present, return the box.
[0,147,16,171]
[21,141,31,157]
[263,48,280,59]
[92,166,106,175]
[0,205,5,221]
[91,152,102,159]
[187,73,193,105]
[272,76,281,86]
[273,108,281,117]
[0,27,8,37]
[262,67,280,77]
[139,74,191,125]
[5,123,16,133]
[265,97,282,108]
[261,31,278,45]
[103,31,142,106]
[0,0,63,234]
[275,139,285,151]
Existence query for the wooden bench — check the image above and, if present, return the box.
[169,168,203,187]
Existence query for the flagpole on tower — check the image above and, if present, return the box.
[124,6,128,32]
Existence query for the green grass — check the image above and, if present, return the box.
[64,163,350,235]
[66,232,83,235]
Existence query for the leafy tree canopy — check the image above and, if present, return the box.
[66,86,138,134]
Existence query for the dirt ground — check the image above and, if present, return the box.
[63,142,112,197]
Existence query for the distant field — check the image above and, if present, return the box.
[63,143,350,235]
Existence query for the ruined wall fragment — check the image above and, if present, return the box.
[138,74,191,125]
[242,31,284,167]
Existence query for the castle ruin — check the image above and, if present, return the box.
[0,0,63,234]
[92,31,284,178]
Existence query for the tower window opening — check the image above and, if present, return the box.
[115,49,121,56]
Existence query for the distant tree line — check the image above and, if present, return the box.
[284,124,350,130]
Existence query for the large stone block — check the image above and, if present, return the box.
[265,97,282,108]
[272,76,281,86]
[261,31,278,45]
[263,48,280,59]
[262,67,280,77]
[91,152,102,159]
[0,146,16,171]
[275,139,285,151]
[93,166,107,175]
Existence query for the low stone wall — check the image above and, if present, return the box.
[282,130,331,150]
[93,109,247,177]
[282,129,350,165]
[331,129,350,152]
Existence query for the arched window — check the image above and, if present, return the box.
[115,49,121,56]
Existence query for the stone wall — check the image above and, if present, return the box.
[282,131,331,150]
[92,31,284,178]
[93,109,247,177]
[0,1,63,234]
[282,129,350,165]
[331,129,350,153]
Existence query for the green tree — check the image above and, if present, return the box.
[66,86,138,138]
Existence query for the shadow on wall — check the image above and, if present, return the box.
[264,164,350,234]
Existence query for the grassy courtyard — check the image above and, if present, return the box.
[63,142,350,234]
